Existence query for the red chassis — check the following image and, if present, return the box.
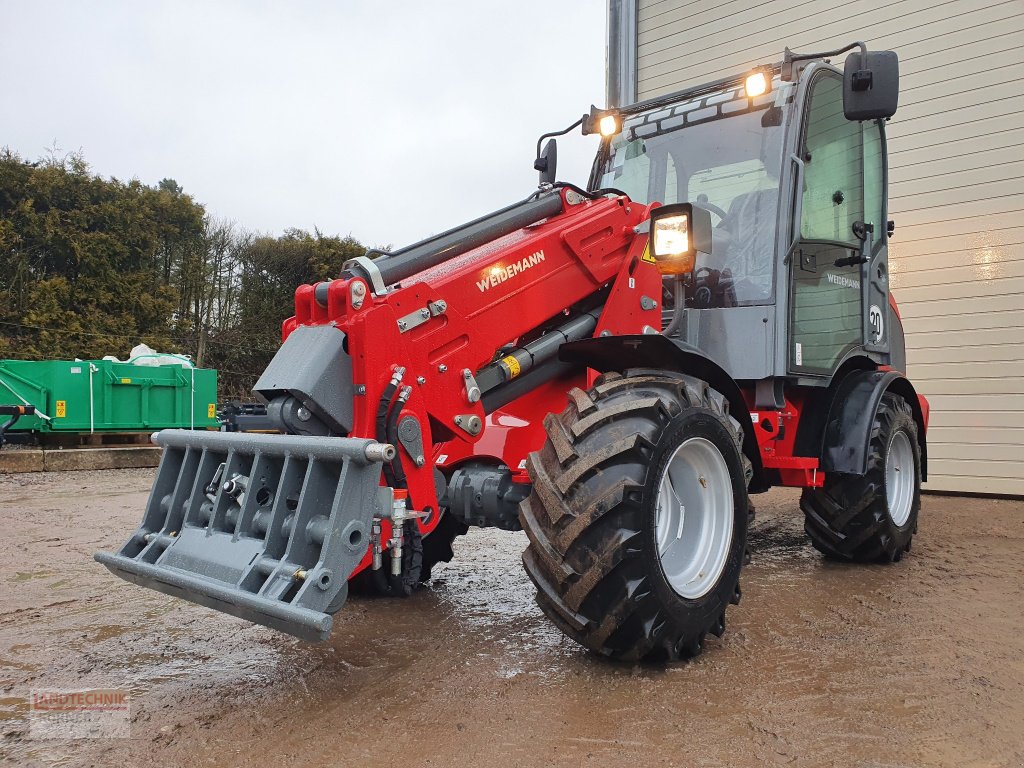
[282,187,924,580]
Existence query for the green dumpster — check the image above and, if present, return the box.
[0,359,218,432]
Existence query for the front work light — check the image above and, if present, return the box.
[744,70,770,98]
[582,104,622,138]
[648,203,713,276]
[598,113,619,137]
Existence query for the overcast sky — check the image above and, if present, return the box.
[2,1,608,248]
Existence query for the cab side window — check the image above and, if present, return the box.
[801,76,863,244]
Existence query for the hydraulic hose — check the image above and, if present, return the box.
[527,181,630,202]
[384,385,413,596]
[376,367,405,486]
[386,386,412,488]
[367,371,408,593]
[662,277,685,338]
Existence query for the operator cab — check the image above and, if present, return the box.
[589,44,901,384]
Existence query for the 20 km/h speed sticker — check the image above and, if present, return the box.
[869,304,885,343]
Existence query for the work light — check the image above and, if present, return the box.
[744,69,770,98]
[598,113,619,137]
[582,105,622,138]
[648,203,712,275]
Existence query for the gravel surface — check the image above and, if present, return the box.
[1,468,1022,767]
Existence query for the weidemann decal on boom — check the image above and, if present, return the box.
[477,250,545,292]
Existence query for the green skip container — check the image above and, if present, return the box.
[0,359,218,433]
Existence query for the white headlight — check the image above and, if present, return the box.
[653,214,690,257]
[647,204,712,276]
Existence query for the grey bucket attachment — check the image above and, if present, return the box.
[95,430,395,641]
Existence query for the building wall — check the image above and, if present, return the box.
[624,0,1024,494]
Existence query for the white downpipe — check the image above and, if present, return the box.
[88,363,97,433]
[190,366,195,431]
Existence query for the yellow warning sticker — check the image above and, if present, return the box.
[55,400,66,418]
[501,355,522,378]
[641,242,656,264]
[208,403,217,419]
[120,378,131,384]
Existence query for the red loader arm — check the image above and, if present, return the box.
[287,188,660,567]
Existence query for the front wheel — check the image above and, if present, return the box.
[801,391,921,562]
[520,371,751,662]
[419,510,468,582]
[345,521,423,601]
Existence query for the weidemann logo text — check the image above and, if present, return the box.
[826,272,860,290]
[477,250,545,292]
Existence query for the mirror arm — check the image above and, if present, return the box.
[534,117,584,165]
[782,41,867,80]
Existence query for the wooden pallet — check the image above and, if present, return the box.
[38,431,156,449]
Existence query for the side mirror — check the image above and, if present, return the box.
[534,138,557,186]
[843,50,899,120]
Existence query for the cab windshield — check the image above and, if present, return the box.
[596,82,788,306]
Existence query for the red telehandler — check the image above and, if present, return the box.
[98,43,928,661]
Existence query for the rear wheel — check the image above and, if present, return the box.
[801,392,921,562]
[520,371,751,661]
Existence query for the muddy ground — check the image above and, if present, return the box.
[0,468,1021,768]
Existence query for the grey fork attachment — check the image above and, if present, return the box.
[95,430,394,641]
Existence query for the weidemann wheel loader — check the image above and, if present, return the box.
[97,43,929,661]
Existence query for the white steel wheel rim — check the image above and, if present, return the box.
[886,430,915,526]
[655,436,734,600]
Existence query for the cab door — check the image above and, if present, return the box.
[788,69,889,376]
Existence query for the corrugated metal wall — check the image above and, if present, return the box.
[632,0,1024,494]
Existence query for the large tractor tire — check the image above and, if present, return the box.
[346,521,423,599]
[520,371,752,662]
[349,506,467,597]
[801,391,921,562]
